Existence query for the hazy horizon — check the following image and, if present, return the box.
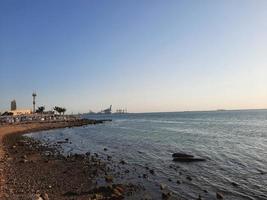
[1,1,267,113]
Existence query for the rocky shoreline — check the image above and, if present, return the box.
[0,119,144,200]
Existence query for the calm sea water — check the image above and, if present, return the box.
[27,110,267,200]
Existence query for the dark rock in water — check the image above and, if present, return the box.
[107,155,112,161]
[173,157,206,162]
[176,180,181,184]
[186,176,192,181]
[172,152,206,162]
[197,194,202,200]
[57,140,68,144]
[172,152,194,158]
[160,183,166,190]
[104,148,107,151]
[162,191,172,199]
[149,169,155,175]
[143,174,148,179]
[231,182,238,187]
[120,160,126,165]
[216,192,224,199]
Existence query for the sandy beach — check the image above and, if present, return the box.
[0,120,142,200]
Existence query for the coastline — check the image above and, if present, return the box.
[0,119,142,200]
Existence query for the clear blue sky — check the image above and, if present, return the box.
[1,0,267,113]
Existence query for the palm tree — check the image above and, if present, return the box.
[62,108,66,115]
[54,106,66,115]
[36,106,45,114]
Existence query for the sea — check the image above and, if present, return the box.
[26,110,267,200]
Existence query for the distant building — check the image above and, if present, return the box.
[11,100,17,111]
[10,109,32,116]
[99,105,112,114]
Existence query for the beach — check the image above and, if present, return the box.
[1,111,267,200]
[0,119,143,200]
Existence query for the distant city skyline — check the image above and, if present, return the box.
[1,1,267,113]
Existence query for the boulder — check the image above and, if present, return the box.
[172,153,194,158]
[173,157,206,162]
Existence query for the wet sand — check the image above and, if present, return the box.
[0,120,142,200]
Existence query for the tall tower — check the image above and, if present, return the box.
[32,92,37,113]
[11,100,17,111]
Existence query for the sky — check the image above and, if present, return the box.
[0,0,267,113]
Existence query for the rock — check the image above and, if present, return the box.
[149,169,155,175]
[197,194,202,200]
[114,186,124,193]
[162,191,172,199]
[173,157,206,162]
[186,176,192,181]
[113,186,124,197]
[160,183,166,190]
[120,160,126,165]
[203,189,208,193]
[176,180,181,184]
[143,174,148,179]
[105,176,113,183]
[104,148,107,151]
[125,169,130,173]
[168,178,172,182]
[172,153,194,158]
[216,192,223,199]
[19,159,28,163]
[32,194,43,200]
[231,182,238,187]
[40,193,49,200]
[107,155,112,161]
